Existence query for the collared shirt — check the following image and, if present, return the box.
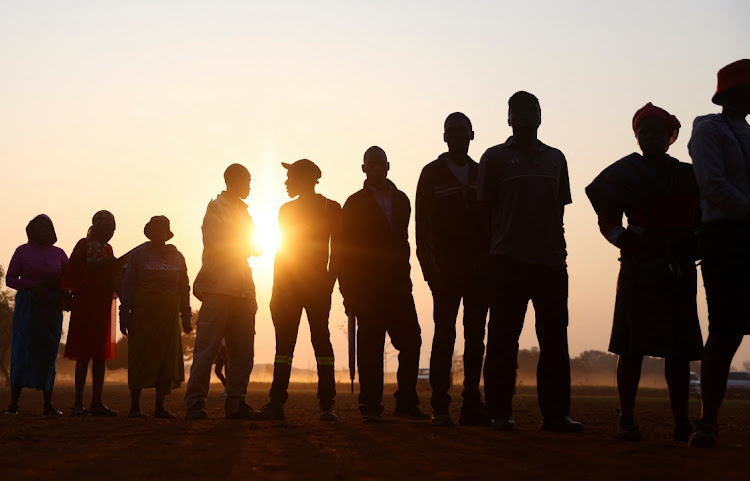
[193,191,260,300]
[689,113,750,223]
[477,136,572,266]
[369,185,394,228]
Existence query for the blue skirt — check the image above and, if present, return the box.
[10,290,63,391]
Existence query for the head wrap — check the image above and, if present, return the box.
[86,210,115,263]
[26,214,57,246]
[632,102,681,146]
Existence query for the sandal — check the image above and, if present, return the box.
[71,406,91,416]
[89,404,118,417]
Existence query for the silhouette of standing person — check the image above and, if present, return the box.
[688,59,750,447]
[119,216,192,418]
[416,113,490,426]
[184,164,261,420]
[478,91,582,432]
[587,103,702,441]
[256,159,340,422]
[338,146,428,422]
[5,215,68,416]
[63,210,119,417]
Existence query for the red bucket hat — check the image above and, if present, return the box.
[712,59,750,105]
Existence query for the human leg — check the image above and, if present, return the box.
[389,294,424,416]
[268,295,303,408]
[460,282,489,424]
[6,384,21,414]
[356,310,387,418]
[665,356,692,440]
[73,358,89,410]
[223,297,257,417]
[89,359,116,416]
[307,292,336,412]
[615,354,643,440]
[429,285,461,415]
[129,389,145,417]
[43,389,62,416]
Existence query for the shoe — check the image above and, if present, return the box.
[89,404,118,417]
[491,416,516,432]
[541,416,584,433]
[225,401,257,420]
[71,406,91,417]
[154,408,177,419]
[673,421,694,442]
[458,403,491,426]
[431,412,454,426]
[319,408,339,422]
[616,418,642,441]
[362,412,382,423]
[689,420,718,448]
[185,407,208,420]
[393,406,430,420]
[255,402,285,421]
[5,404,19,415]
[128,410,147,419]
[43,407,63,417]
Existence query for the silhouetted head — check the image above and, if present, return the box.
[632,103,680,157]
[443,112,474,157]
[362,146,389,187]
[90,210,116,244]
[713,59,750,114]
[508,91,541,132]
[144,215,174,245]
[224,164,251,200]
[26,214,57,246]
[282,159,321,198]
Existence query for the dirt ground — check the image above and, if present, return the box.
[1,383,749,481]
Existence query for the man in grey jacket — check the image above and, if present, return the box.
[184,164,262,420]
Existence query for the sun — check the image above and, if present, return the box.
[250,208,281,259]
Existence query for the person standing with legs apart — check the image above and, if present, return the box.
[256,159,340,422]
[478,91,583,433]
[338,146,428,423]
[586,103,702,442]
[688,59,750,447]
[416,113,490,426]
[63,210,119,417]
[184,164,262,420]
[5,215,68,416]
[119,216,192,419]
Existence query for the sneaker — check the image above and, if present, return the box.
[225,401,257,420]
[541,416,584,433]
[43,407,63,417]
[431,412,454,426]
[128,410,147,419]
[5,404,19,415]
[491,416,516,432]
[89,404,118,417]
[458,403,491,426]
[70,405,91,417]
[185,407,208,420]
[673,421,694,442]
[689,420,718,448]
[255,402,285,421]
[154,408,177,419]
[617,418,642,441]
[393,406,430,420]
[362,411,382,423]
[320,408,339,422]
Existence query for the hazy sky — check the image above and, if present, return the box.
[2,1,750,370]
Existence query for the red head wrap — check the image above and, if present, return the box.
[632,102,681,146]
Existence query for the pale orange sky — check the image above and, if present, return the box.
[2,1,750,370]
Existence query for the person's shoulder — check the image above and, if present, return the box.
[321,195,342,211]
[72,238,88,251]
[481,143,509,160]
[691,114,725,136]
[343,189,367,208]
[51,245,67,258]
[539,141,566,161]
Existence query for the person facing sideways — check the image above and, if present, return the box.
[184,164,262,420]
[477,91,583,433]
[62,210,120,417]
[256,159,341,422]
[4,215,68,416]
[586,104,702,442]
[119,216,192,419]
[416,113,490,426]
[688,59,750,448]
[337,146,428,423]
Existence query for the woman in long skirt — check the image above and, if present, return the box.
[119,216,192,418]
[63,210,120,416]
[5,215,68,415]
[586,103,703,441]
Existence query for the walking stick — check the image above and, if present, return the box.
[348,311,356,394]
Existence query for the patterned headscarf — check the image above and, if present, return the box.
[632,102,681,146]
[86,210,115,263]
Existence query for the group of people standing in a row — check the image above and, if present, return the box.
[5,59,749,448]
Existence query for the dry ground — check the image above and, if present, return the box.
[1,383,749,481]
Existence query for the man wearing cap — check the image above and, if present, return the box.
[688,59,750,447]
[256,159,341,422]
[338,146,427,422]
[478,91,582,433]
[416,112,490,426]
[184,164,262,420]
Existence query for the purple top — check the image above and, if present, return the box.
[6,243,68,290]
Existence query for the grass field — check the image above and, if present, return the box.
[1,383,749,480]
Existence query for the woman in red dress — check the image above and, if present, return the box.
[63,210,119,416]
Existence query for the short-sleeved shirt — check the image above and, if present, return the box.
[478,136,572,266]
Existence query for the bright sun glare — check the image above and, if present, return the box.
[250,207,281,259]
